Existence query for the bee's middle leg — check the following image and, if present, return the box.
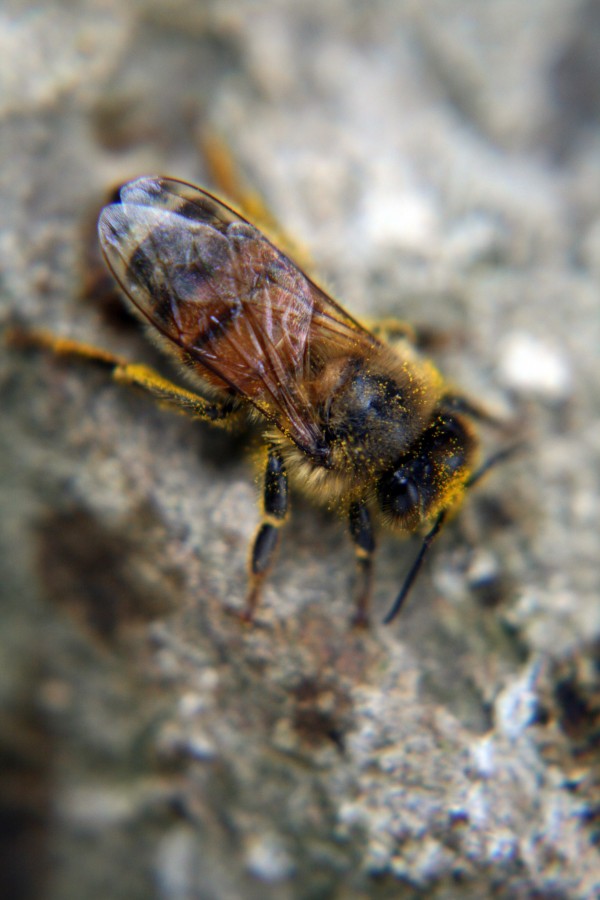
[348,501,375,628]
[369,318,417,345]
[243,446,289,622]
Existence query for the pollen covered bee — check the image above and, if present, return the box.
[22,176,504,626]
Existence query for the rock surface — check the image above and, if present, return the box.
[1,2,599,898]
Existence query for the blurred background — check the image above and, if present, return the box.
[1,2,599,898]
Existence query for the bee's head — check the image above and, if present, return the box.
[376,414,476,531]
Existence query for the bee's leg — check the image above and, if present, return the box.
[112,363,238,423]
[8,328,238,424]
[371,319,462,355]
[441,392,504,427]
[369,318,417,345]
[348,501,376,628]
[243,446,289,622]
[201,131,275,229]
[200,131,313,270]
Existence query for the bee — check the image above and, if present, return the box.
[19,176,508,626]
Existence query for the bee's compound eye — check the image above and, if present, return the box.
[377,469,421,526]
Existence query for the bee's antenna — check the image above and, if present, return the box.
[383,510,446,624]
[465,441,524,489]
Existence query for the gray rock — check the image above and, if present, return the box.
[2,2,599,898]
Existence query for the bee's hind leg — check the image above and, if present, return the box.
[242,446,289,622]
[8,328,239,424]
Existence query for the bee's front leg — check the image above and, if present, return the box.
[348,501,375,628]
[243,446,289,622]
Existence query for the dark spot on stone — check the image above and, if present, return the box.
[35,504,180,645]
[554,676,594,738]
[290,677,353,753]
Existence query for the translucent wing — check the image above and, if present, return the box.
[99,177,378,456]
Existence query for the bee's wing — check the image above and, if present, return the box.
[99,177,377,456]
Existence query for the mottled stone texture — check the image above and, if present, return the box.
[1,2,599,898]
